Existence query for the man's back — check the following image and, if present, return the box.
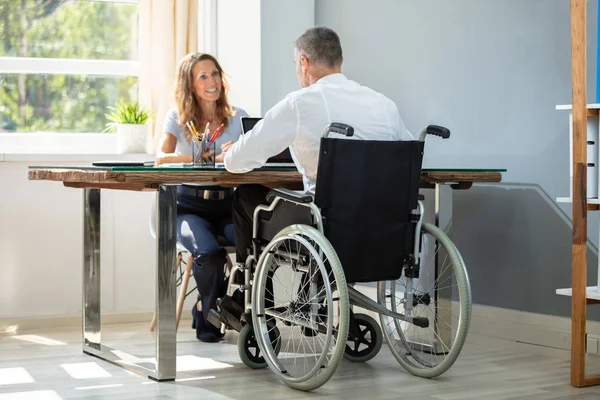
[224,73,414,193]
[290,73,414,192]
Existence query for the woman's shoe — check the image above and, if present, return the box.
[192,300,222,343]
[191,296,200,329]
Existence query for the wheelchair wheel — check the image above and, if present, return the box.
[343,313,383,363]
[237,322,281,369]
[251,224,349,391]
[377,222,471,378]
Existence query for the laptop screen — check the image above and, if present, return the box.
[240,117,294,163]
[241,117,262,134]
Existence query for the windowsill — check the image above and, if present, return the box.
[0,132,154,163]
[0,153,152,163]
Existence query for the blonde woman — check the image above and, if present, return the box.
[156,53,248,342]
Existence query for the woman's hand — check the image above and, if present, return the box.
[155,132,192,165]
[156,154,192,166]
[215,141,235,163]
[221,141,234,153]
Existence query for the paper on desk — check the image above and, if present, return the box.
[159,162,193,168]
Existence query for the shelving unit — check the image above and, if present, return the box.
[557,197,600,205]
[554,0,600,387]
[557,287,600,301]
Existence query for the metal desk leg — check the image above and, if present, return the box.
[434,183,453,354]
[81,186,177,381]
[83,188,101,351]
[154,185,177,381]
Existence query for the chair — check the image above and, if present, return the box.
[209,123,472,391]
[148,192,234,332]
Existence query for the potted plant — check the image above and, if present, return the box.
[104,100,151,153]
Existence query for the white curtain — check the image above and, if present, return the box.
[138,0,199,154]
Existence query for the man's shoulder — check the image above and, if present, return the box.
[278,75,396,107]
[283,83,329,108]
[351,82,398,114]
[324,74,394,103]
[285,85,314,101]
[350,79,394,103]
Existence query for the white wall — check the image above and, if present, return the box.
[217,0,262,116]
[0,158,162,320]
[217,0,315,116]
[260,0,315,112]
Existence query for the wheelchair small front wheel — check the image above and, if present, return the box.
[343,313,383,363]
[251,224,349,391]
[237,323,281,369]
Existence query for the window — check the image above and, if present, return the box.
[0,0,139,134]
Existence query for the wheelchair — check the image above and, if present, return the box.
[208,123,472,391]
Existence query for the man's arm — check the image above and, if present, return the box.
[224,96,298,173]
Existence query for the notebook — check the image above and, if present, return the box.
[92,160,154,167]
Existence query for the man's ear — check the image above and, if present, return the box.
[300,55,310,70]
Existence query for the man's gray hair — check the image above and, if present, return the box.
[295,27,343,68]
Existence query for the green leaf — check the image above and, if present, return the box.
[101,99,151,130]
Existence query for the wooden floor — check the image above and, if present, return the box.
[1,322,600,400]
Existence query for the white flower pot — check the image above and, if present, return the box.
[116,124,150,154]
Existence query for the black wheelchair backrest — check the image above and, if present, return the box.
[314,136,424,283]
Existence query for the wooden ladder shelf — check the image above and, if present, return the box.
[556,0,600,387]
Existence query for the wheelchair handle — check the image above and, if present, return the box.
[419,125,451,141]
[322,123,355,138]
[322,122,450,142]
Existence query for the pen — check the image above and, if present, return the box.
[210,124,224,142]
[187,121,199,141]
[203,122,210,142]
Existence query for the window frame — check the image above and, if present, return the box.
[0,0,141,150]
[0,57,139,76]
[1,0,218,155]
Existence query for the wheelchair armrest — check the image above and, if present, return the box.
[267,188,314,204]
[418,125,451,141]
[426,125,450,139]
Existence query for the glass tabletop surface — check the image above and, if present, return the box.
[28,165,507,173]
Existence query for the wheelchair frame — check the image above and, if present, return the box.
[216,124,471,391]
[236,195,430,331]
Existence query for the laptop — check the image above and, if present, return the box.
[240,117,297,168]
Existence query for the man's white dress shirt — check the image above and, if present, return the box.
[224,73,414,193]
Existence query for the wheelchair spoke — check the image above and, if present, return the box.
[251,225,349,390]
[377,222,471,377]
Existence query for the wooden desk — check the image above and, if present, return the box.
[27,165,504,381]
[28,166,503,191]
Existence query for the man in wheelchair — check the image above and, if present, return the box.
[224,26,414,266]
[207,26,471,392]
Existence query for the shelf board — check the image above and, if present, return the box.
[556,104,600,110]
[556,104,600,116]
[557,287,600,301]
[556,197,600,204]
